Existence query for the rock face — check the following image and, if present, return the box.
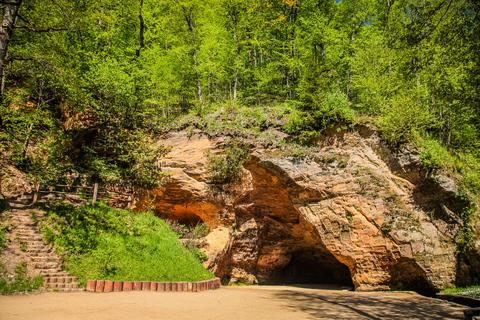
[135,127,474,293]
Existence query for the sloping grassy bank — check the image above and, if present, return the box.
[38,202,214,286]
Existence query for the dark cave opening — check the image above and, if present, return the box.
[270,249,354,287]
[162,211,204,227]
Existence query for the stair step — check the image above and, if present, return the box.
[24,241,45,245]
[17,233,43,242]
[26,244,48,248]
[26,248,51,253]
[40,272,72,277]
[11,223,36,227]
[45,283,80,289]
[39,268,64,274]
[34,262,60,269]
[32,256,59,262]
[15,229,38,233]
[44,276,79,283]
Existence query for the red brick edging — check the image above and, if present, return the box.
[86,278,221,293]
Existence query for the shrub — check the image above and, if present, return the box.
[205,138,251,184]
[283,90,354,144]
[379,93,438,147]
[417,137,453,174]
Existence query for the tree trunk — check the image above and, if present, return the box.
[0,1,21,82]
[386,0,393,99]
[21,123,33,159]
[232,12,240,100]
[347,0,356,98]
[0,1,22,127]
[183,8,204,107]
[135,0,145,59]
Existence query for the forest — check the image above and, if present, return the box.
[0,0,479,199]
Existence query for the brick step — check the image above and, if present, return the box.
[34,262,60,269]
[11,216,34,221]
[45,282,80,289]
[18,236,43,241]
[11,222,36,227]
[11,215,33,219]
[40,272,73,278]
[31,256,59,263]
[24,240,45,245]
[46,286,84,292]
[14,229,39,233]
[15,233,40,238]
[27,248,51,253]
[44,276,79,284]
[21,238,44,243]
[15,230,39,234]
[26,244,49,249]
[39,268,64,274]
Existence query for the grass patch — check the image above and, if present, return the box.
[442,286,480,298]
[0,261,43,295]
[38,202,215,286]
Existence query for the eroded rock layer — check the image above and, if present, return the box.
[135,127,474,292]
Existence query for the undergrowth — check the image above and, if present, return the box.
[38,202,214,286]
[205,138,251,184]
[0,261,43,295]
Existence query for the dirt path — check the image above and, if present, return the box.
[0,285,466,320]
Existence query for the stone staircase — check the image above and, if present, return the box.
[7,194,83,291]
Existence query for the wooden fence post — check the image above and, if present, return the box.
[32,182,40,204]
[127,195,132,209]
[92,183,98,206]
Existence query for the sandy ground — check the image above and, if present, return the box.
[0,285,467,320]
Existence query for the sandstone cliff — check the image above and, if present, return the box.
[135,126,479,293]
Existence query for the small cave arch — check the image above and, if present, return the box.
[161,210,204,227]
[266,248,354,288]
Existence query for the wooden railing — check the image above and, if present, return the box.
[32,182,133,207]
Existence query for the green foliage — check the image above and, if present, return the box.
[38,202,214,285]
[205,138,251,184]
[443,286,480,298]
[284,90,354,144]
[417,137,452,174]
[0,261,43,295]
[0,224,8,250]
[379,94,438,147]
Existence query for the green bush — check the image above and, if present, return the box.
[38,202,214,285]
[283,90,354,144]
[379,93,438,147]
[417,137,453,174]
[205,138,251,184]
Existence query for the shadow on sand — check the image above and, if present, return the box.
[266,284,465,320]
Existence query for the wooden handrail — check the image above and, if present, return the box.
[39,184,94,190]
[32,182,133,207]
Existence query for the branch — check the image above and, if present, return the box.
[14,26,68,32]
[5,56,32,62]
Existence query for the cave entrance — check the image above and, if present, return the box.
[165,210,203,227]
[272,248,354,287]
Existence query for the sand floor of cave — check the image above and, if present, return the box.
[0,285,466,320]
